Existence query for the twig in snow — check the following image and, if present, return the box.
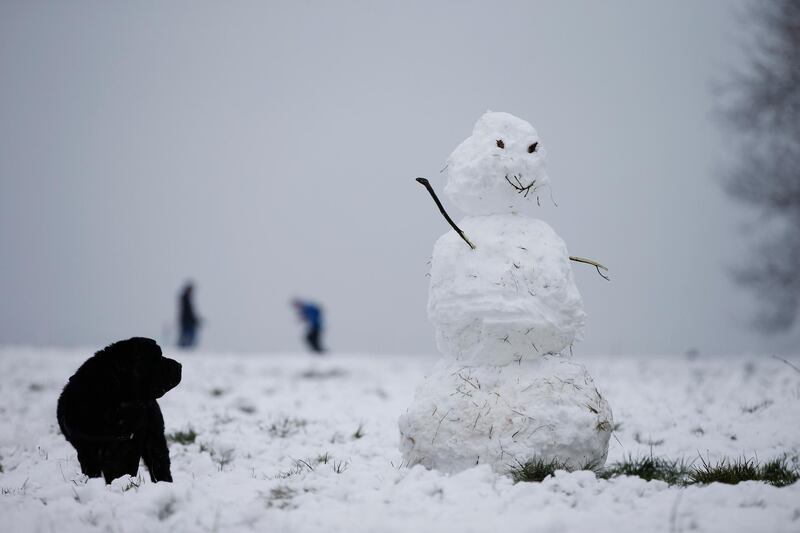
[416,177,475,250]
[772,355,800,374]
[504,174,536,198]
[569,255,610,281]
[431,408,452,445]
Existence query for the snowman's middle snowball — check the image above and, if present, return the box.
[428,214,586,363]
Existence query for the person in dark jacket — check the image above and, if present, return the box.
[177,282,201,348]
[292,298,325,354]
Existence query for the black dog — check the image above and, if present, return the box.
[57,337,182,483]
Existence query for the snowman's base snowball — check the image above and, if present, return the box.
[398,356,612,475]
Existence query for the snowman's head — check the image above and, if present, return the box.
[444,111,550,216]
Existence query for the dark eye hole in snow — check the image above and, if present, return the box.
[496,139,505,149]
[528,142,538,153]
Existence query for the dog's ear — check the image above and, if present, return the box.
[125,338,166,400]
[92,337,163,401]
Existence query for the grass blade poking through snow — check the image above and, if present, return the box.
[508,457,572,483]
[689,456,799,487]
[758,457,800,487]
[599,454,799,487]
[166,428,198,445]
[600,455,691,485]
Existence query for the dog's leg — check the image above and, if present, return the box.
[99,440,141,484]
[76,444,102,478]
[142,402,173,482]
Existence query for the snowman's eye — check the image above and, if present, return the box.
[496,139,505,149]
[528,142,538,153]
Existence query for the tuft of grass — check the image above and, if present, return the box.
[509,453,799,488]
[315,452,330,465]
[601,454,799,488]
[275,466,303,480]
[211,448,235,471]
[759,458,800,487]
[199,443,235,470]
[741,400,773,414]
[600,455,691,485]
[157,496,178,521]
[508,457,572,483]
[238,403,257,415]
[276,458,315,479]
[689,456,757,485]
[266,485,296,509]
[1,478,29,496]
[166,428,198,445]
[352,423,365,440]
[268,417,308,438]
[689,456,799,487]
[297,368,347,380]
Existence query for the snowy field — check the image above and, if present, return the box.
[1,347,799,533]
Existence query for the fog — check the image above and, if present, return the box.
[2,0,794,356]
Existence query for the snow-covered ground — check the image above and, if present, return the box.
[1,347,799,532]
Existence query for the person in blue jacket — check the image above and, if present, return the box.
[291,298,325,354]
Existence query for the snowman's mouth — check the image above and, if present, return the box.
[504,174,536,198]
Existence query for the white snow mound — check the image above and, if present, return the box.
[444,111,550,216]
[428,214,586,362]
[398,356,613,474]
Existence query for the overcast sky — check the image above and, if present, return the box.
[1,0,796,356]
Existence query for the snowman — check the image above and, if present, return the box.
[398,111,612,474]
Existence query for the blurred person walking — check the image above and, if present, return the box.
[177,281,202,348]
[291,299,325,354]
